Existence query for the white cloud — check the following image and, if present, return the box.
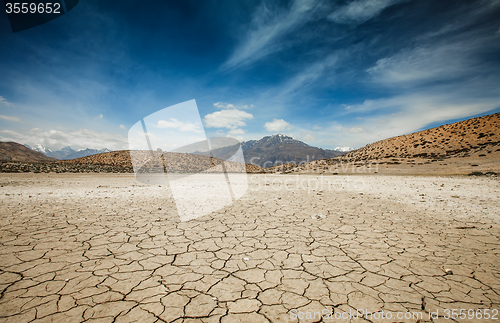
[328,0,403,24]
[223,0,318,69]
[0,96,14,106]
[228,128,245,135]
[278,55,338,96]
[341,126,366,134]
[368,43,474,86]
[119,124,126,129]
[265,118,293,132]
[99,114,103,119]
[214,102,253,110]
[204,109,253,129]
[154,118,202,133]
[0,115,22,122]
[300,131,316,142]
[312,125,321,130]
[367,22,500,87]
[0,128,128,151]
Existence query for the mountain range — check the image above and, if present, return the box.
[24,144,111,160]
[193,134,346,167]
[1,111,498,176]
[19,135,348,165]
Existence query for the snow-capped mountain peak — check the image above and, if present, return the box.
[35,144,52,153]
[24,144,52,154]
[334,146,354,152]
[24,144,111,159]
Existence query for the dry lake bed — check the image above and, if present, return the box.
[0,173,499,322]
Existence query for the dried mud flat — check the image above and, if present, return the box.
[0,173,499,323]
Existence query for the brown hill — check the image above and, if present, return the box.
[274,112,500,175]
[340,112,500,161]
[60,150,264,173]
[0,142,57,162]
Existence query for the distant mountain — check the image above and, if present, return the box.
[1,142,56,162]
[24,143,53,155]
[24,145,111,160]
[197,134,345,167]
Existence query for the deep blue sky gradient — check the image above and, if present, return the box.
[0,0,499,150]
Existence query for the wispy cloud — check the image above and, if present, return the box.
[341,126,365,134]
[367,38,499,86]
[278,54,338,96]
[153,118,203,133]
[299,131,316,142]
[0,96,14,106]
[328,0,404,24]
[228,128,246,135]
[223,0,319,69]
[0,128,128,151]
[0,115,22,122]
[214,102,253,109]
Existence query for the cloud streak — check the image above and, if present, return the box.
[223,0,318,69]
[328,0,403,24]
[0,128,128,151]
[154,119,202,133]
[0,115,22,122]
[0,96,14,106]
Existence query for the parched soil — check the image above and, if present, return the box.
[0,173,499,322]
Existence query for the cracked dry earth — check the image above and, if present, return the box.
[0,173,499,323]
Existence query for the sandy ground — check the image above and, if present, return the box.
[0,173,499,322]
[292,154,500,176]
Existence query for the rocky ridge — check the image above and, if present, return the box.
[269,112,500,175]
[0,142,56,162]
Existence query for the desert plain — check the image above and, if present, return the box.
[0,172,499,323]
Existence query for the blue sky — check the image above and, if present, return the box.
[0,0,499,151]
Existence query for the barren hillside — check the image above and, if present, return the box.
[274,112,500,175]
[60,150,263,173]
[341,112,500,161]
[0,142,57,162]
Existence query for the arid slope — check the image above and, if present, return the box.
[275,112,500,175]
[60,150,263,173]
[0,142,57,162]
